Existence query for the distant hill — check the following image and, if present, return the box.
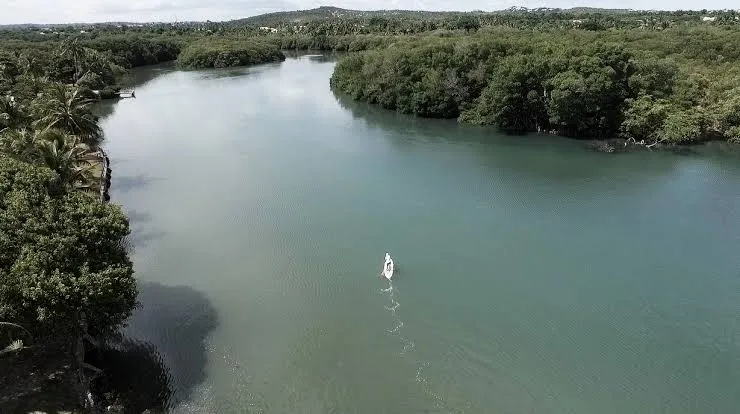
[228,6,666,27]
[229,6,467,27]
[0,5,725,29]
[563,7,636,14]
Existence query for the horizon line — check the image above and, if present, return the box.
[1,5,737,27]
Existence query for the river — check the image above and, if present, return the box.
[99,54,740,413]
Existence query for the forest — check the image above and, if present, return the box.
[177,38,285,69]
[1,5,739,413]
[330,25,740,144]
[3,6,738,143]
[0,31,156,411]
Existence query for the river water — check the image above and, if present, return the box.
[99,55,740,413]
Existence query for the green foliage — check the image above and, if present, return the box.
[715,87,740,140]
[659,107,708,143]
[10,73,56,104]
[177,39,285,69]
[620,95,671,141]
[628,58,678,98]
[331,25,740,142]
[0,25,139,364]
[546,44,635,139]
[460,54,548,134]
[30,84,103,146]
[82,35,181,68]
[0,155,136,338]
[1,95,30,131]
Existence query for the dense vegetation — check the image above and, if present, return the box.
[231,6,740,33]
[330,25,740,144]
[0,34,143,412]
[5,5,734,143]
[82,35,182,68]
[0,156,136,336]
[177,38,285,69]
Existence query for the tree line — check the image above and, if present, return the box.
[177,38,285,69]
[0,34,172,412]
[330,26,740,144]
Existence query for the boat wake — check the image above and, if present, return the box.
[180,343,270,414]
[381,280,469,413]
[382,281,414,355]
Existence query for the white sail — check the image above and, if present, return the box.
[383,252,394,280]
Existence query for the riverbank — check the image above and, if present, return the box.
[1,33,143,414]
[329,26,740,145]
[0,343,81,413]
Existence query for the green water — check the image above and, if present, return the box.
[100,55,740,413]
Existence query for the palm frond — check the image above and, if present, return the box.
[0,339,25,355]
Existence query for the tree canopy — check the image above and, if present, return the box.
[0,155,136,338]
[177,38,285,69]
[331,26,740,143]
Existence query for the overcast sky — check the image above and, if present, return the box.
[2,1,737,25]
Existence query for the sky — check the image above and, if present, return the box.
[2,0,737,25]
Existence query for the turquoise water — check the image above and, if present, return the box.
[100,55,740,413]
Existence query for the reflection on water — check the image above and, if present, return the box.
[111,173,161,194]
[332,89,683,188]
[89,338,174,413]
[118,62,178,90]
[120,282,219,411]
[194,63,283,81]
[282,50,342,61]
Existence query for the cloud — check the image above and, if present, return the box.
[2,0,738,25]
[95,0,289,15]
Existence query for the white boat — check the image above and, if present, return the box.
[382,252,394,280]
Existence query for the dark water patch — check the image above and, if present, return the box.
[124,282,219,408]
[112,173,161,193]
[94,101,117,121]
[118,62,178,90]
[88,338,174,413]
[125,209,152,225]
[122,229,165,253]
[194,63,283,81]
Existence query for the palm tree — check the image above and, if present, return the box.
[32,84,103,146]
[0,128,43,161]
[59,36,87,84]
[0,322,32,356]
[1,128,102,191]
[0,94,28,131]
[0,51,20,82]
[16,52,45,78]
[35,129,100,190]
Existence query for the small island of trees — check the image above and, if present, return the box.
[177,38,285,69]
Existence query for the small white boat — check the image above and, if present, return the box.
[382,252,394,280]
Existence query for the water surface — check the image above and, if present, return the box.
[100,55,740,413]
